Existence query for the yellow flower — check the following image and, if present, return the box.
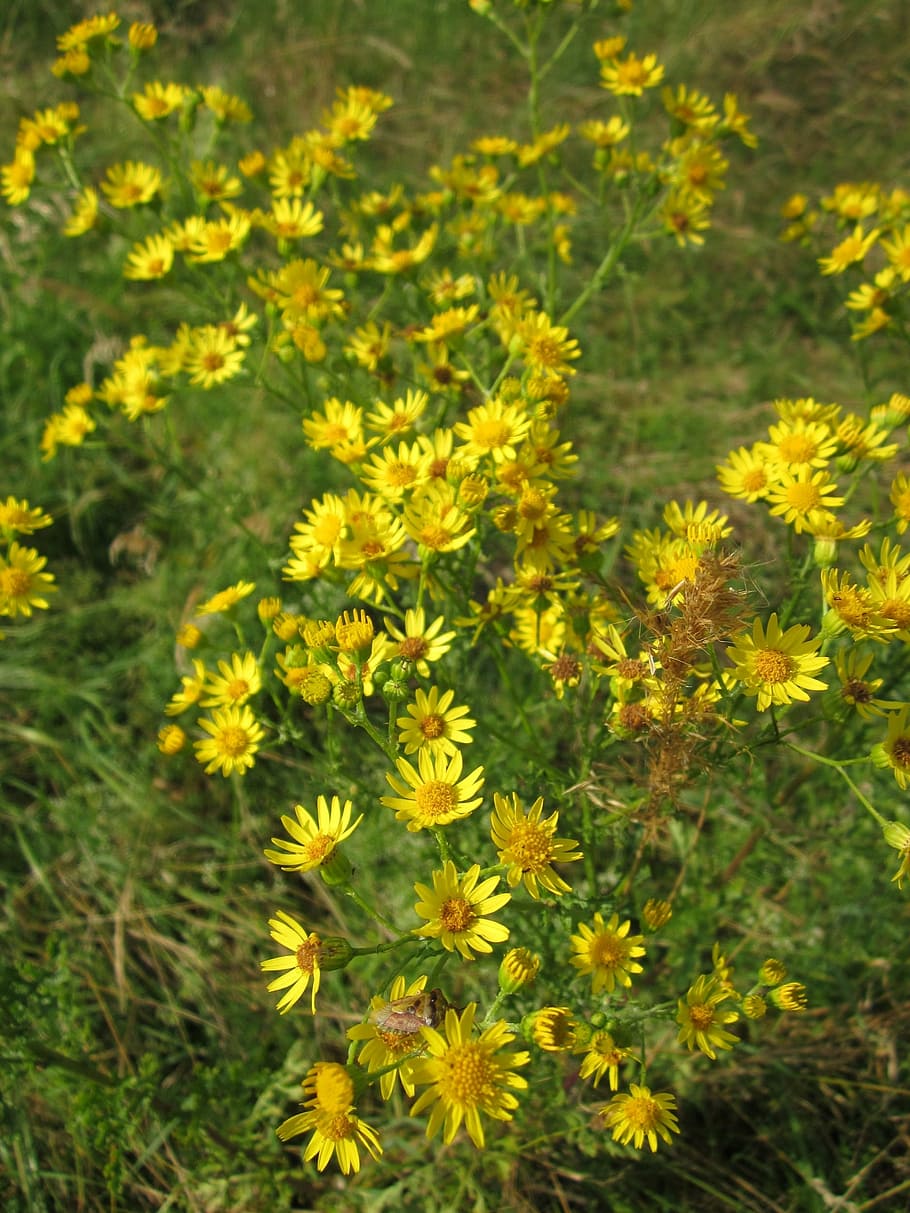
[200,85,252,123]
[347,974,436,1099]
[871,706,910,790]
[599,51,665,96]
[576,1030,633,1090]
[883,820,910,888]
[890,473,910,533]
[725,613,828,711]
[531,1006,577,1052]
[195,580,256,616]
[518,311,581,376]
[569,912,645,994]
[453,399,532,464]
[200,651,261,707]
[0,542,56,616]
[817,224,880,274]
[409,1003,529,1148]
[259,198,324,240]
[193,705,264,776]
[2,151,35,205]
[188,212,251,262]
[129,22,158,51]
[184,325,245,388]
[490,792,582,898]
[381,749,484,831]
[600,1084,680,1152]
[360,440,431,500]
[765,468,845,533]
[157,723,185,755]
[677,974,740,1059]
[57,12,120,52]
[164,658,208,716]
[0,498,52,537]
[396,687,476,756]
[264,796,363,872]
[101,161,162,208]
[124,232,174,280]
[413,861,510,958]
[383,608,455,677]
[277,1062,382,1174]
[261,911,323,1014]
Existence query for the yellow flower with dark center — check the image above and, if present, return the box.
[412,861,510,958]
[184,325,245,388]
[396,687,476,756]
[599,51,665,96]
[569,912,645,994]
[382,749,484,831]
[101,161,161,208]
[188,213,251,262]
[821,570,892,640]
[600,1084,680,1152]
[264,796,363,873]
[261,911,323,1014]
[302,399,362,450]
[124,232,174,281]
[677,974,740,1060]
[199,651,261,708]
[193,705,264,777]
[277,1062,382,1174]
[716,445,772,502]
[576,1030,633,1090]
[409,1003,528,1148]
[490,792,581,898]
[725,613,828,711]
[383,608,455,677]
[872,706,910,790]
[0,542,56,617]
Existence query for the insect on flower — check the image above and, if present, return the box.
[369,988,450,1035]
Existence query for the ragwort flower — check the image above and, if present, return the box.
[0,542,56,616]
[277,1061,382,1174]
[347,974,436,1099]
[193,705,264,776]
[725,613,828,711]
[490,792,582,898]
[261,911,323,1014]
[413,861,510,959]
[871,706,910,790]
[569,912,645,994]
[677,974,740,1059]
[600,1084,680,1152]
[409,1003,529,1148]
[396,686,477,756]
[264,796,363,873]
[382,750,484,831]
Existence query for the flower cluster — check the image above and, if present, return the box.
[0,497,56,626]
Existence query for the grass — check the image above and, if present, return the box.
[3,2,910,1210]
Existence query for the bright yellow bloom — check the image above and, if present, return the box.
[765,468,845,533]
[259,198,324,240]
[157,723,185,755]
[725,614,828,711]
[518,311,581,376]
[490,792,582,898]
[133,81,189,120]
[600,52,665,96]
[164,658,208,716]
[531,1006,578,1052]
[716,445,772,503]
[57,12,120,52]
[0,542,56,616]
[193,705,264,776]
[188,212,251,262]
[381,749,484,831]
[757,418,838,470]
[2,151,35,205]
[124,232,174,280]
[409,1003,528,1148]
[184,326,245,387]
[129,22,158,50]
[360,440,431,499]
[402,484,476,553]
[600,1085,680,1152]
[413,861,510,958]
[817,224,880,274]
[302,399,363,450]
[261,911,323,1014]
[891,473,910,534]
[200,651,261,707]
[454,399,531,464]
[0,498,52,536]
[576,1030,633,1090]
[347,975,437,1099]
[195,580,255,616]
[569,912,646,994]
[396,687,476,756]
[277,1062,382,1174]
[264,796,363,872]
[383,608,455,677]
[677,974,740,1059]
[883,821,910,888]
[834,649,893,720]
[101,161,162,208]
[200,85,252,123]
[871,706,910,790]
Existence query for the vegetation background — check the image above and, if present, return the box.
[2,1,909,1210]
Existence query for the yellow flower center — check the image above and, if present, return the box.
[507,823,551,873]
[830,586,873,626]
[201,351,227,373]
[419,714,445,740]
[688,1003,715,1031]
[304,834,334,863]
[218,725,251,757]
[879,598,910,628]
[472,418,510,450]
[385,460,417,487]
[418,524,451,550]
[785,480,822,511]
[591,934,627,971]
[415,779,457,819]
[226,677,250,701]
[623,1092,661,1131]
[743,467,767,492]
[313,515,343,546]
[440,896,475,933]
[437,1041,492,1105]
[891,738,910,769]
[0,568,31,597]
[753,648,796,685]
[399,636,429,660]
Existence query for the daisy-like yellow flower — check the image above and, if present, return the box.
[890,473,910,533]
[184,325,245,388]
[200,651,261,707]
[409,1002,529,1148]
[490,792,582,898]
[124,232,174,281]
[2,151,35,206]
[817,224,880,274]
[570,912,645,994]
[193,705,264,776]
[259,198,324,241]
[200,85,252,123]
[600,1085,680,1152]
[765,468,845,534]
[531,1006,578,1052]
[454,399,532,465]
[381,749,484,831]
[413,861,510,958]
[360,440,431,500]
[302,399,363,451]
[726,614,828,711]
[261,911,324,1014]
[402,485,476,554]
[600,50,664,96]
[188,212,251,263]
[383,608,455,678]
[396,687,476,756]
[101,161,162,208]
[883,820,910,888]
[576,1030,633,1090]
[164,658,208,716]
[820,569,892,640]
[834,649,894,719]
[0,542,56,617]
[677,974,740,1059]
[195,580,256,616]
[264,796,363,872]
[0,498,52,537]
[57,12,120,52]
[277,1062,382,1174]
[347,974,436,1099]
[871,706,910,790]
[133,81,190,121]
[715,445,772,502]
[518,311,581,376]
